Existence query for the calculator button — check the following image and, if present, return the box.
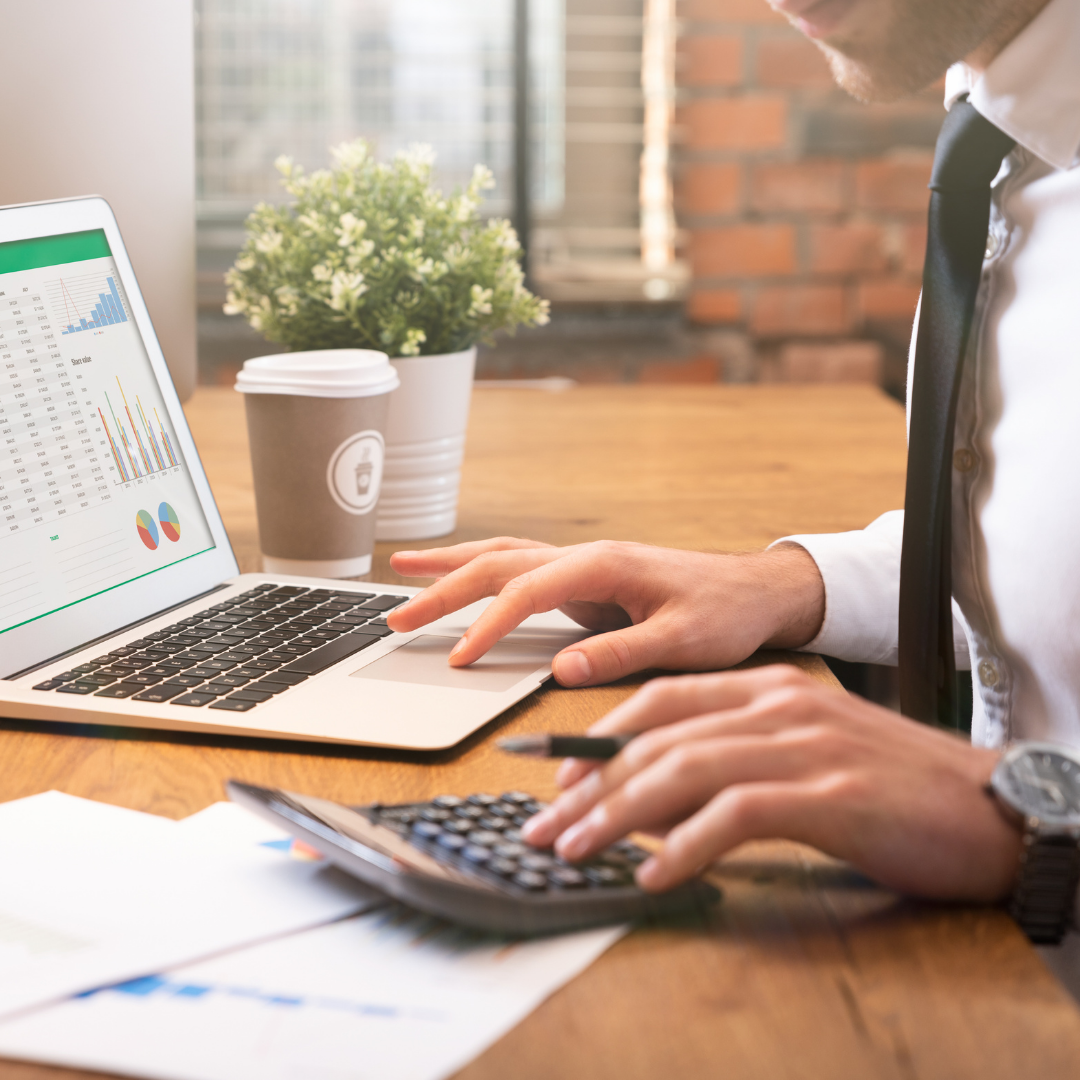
[441,819,472,835]
[512,871,548,891]
[502,829,523,844]
[436,833,467,852]
[453,805,485,820]
[549,867,588,889]
[467,794,500,807]
[466,830,503,848]
[491,803,517,818]
[493,842,528,860]
[479,816,512,832]
[461,845,492,865]
[488,857,519,877]
[420,807,451,823]
[432,795,464,809]
[500,792,533,805]
[520,853,556,872]
[412,821,443,841]
[584,865,633,887]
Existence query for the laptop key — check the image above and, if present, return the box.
[257,671,308,686]
[250,680,290,694]
[172,693,217,707]
[208,674,251,689]
[236,659,280,672]
[361,595,409,612]
[57,681,98,695]
[133,684,187,702]
[209,697,259,712]
[362,624,394,638]
[33,678,69,691]
[163,674,204,687]
[94,683,142,699]
[72,663,100,674]
[227,689,274,703]
[328,616,368,627]
[279,633,382,675]
[305,630,342,641]
[190,660,238,673]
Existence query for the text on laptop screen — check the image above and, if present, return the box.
[0,229,215,636]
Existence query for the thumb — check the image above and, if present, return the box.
[551,623,663,687]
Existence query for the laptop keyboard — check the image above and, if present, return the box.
[31,584,409,713]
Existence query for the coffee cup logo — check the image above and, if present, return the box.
[326,430,384,515]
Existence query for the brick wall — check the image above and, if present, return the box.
[675,0,944,389]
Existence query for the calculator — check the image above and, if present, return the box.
[227,780,721,935]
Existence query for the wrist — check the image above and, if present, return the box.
[754,543,826,649]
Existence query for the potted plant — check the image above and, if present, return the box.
[224,140,549,540]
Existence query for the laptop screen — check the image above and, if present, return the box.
[0,229,216,638]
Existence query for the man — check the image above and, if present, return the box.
[385,0,1080,916]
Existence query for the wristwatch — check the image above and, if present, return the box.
[990,741,1080,945]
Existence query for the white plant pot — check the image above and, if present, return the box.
[375,347,476,541]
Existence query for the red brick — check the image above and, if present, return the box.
[680,97,787,151]
[756,37,834,89]
[751,285,851,336]
[679,35,743,87]
[692,223,796,277]
[750,160,848,213]
[901,223,928,274]
[678,162,742,215]
[679,0,787,25]
[808,222,890,274]
[639,355,722,383]
[855,155,933,212]
[688,288,742,323]
[777,341,883,382]
[857,278,922,321]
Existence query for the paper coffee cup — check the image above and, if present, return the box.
[236,349,399,578]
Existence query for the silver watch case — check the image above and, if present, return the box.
[991,741,1080,837]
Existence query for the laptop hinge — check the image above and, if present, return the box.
[4,583,233,681]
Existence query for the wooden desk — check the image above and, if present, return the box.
[3,384,1079,1080]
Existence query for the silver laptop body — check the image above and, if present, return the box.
[0,197,585,750]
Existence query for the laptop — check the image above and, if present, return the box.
[0,196,587,750]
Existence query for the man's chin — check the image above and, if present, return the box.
[818,41,943,103]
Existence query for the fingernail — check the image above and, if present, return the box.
[557,822,591,860]
[395,550,418,557]
[553,651,592,686]
[636,857,662,889]
[521,814,546,840]
[448,635,467,659]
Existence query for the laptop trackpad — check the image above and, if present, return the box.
[350,635,555,692]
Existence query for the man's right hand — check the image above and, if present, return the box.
[386,538,826,687]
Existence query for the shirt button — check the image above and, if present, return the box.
[978,658,1001,688]
[953,448,975,472]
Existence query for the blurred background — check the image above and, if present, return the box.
[193,0,942,397]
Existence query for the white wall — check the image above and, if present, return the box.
[0,0,197,400]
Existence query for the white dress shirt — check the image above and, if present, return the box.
[778,0,1080,750]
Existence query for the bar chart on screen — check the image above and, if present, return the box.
[45,272,131,336]
[97,377,179,485]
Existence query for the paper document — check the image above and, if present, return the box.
[0,793,378,1017]
[0,906,627,1080]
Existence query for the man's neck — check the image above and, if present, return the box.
[964,0,1053,73]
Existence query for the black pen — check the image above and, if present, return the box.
[497,733,636,759]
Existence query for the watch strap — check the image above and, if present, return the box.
[1010,832,1080,945]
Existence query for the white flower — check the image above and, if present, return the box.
[331,139,369,171]
[234,254,256,272]
[311,262,334,283]
[399,328,427,356]
[254,230,283,255]
[327,270,367,312]
[471,163,496,191]
[468,284,494,317]
[337,212,368,247]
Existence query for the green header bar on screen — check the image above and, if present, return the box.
[0,229,112,276]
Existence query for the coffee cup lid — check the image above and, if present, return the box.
[235,349,400,398]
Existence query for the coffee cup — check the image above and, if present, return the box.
[235,349,399,578]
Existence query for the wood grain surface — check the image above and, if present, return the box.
[2,384,1078,1080]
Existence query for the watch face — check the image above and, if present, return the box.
[998,746,1080,827]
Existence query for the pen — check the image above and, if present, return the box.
[497,734,636,759]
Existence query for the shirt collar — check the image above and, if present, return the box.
[943,0,1080,171]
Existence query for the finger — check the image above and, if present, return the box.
[585,665,812,737]
[389,536,553,578]
[527,714,822,849]
[635,781,831,892]
[388,547,570,632]
[550,736,816,862]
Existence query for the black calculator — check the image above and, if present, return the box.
[227,780,721,936]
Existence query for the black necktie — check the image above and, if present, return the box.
[898,99,1015,726]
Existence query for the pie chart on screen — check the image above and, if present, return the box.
[136,510,159,550]
[158,502,181,542]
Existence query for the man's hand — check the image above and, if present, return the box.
[520,666,1022,901]
[387,538,825,686]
